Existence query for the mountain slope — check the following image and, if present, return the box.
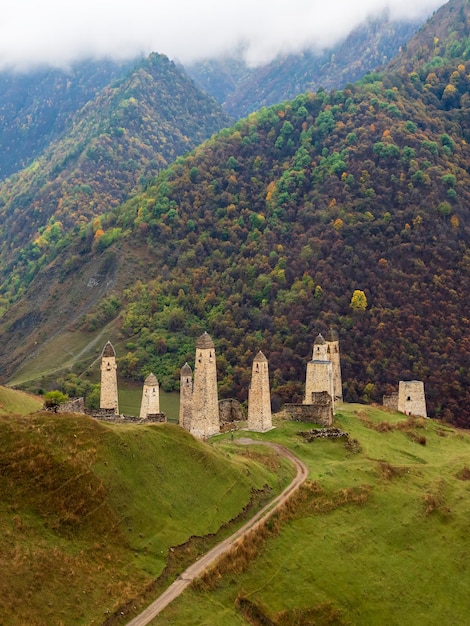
[185,15,422,118]
[387,0,470,72]
[158,407,470,625]
[0,52,231,310]
[1,49,468,425]
[0,59,135,181]
[0,410,283,625]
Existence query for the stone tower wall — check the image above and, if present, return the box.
[191,342,220,439]
[140,377,160,419]
[247,353,272,432]
[304,360,334,411]
[179,370,193,431]
[100,353,119,414]
[326,339,343,402]
[398,381,427,417]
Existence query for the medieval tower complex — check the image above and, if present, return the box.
[179,362,193,431]
[100,341,119,414]
[326,328,343,402]
[247,351,272,432]
[397,381,427,417]
[190,332,220,439]
[139,373,160,419]
[304,333,335,410]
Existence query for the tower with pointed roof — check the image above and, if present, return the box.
[190,332,220,439]
[179,362,193,431]
[247,351,272,432]
[140,373,160,419]
[304,333,334,411]
[326,328,343,402]
[100,341,119,414]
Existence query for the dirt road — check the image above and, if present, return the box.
[126,439,309,626]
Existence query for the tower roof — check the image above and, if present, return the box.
[102,341,116,357]
[144,373,159,386]
[196,332,214,349]
[326,328,339,342]
[314,333,326,345]
[181,362,192,375]
[253,351,267,363]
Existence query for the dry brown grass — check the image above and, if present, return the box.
[455,466,470,481]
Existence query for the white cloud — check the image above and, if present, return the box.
[0,0,444,71]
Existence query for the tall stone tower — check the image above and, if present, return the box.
[304,333,334,411]
[248,351,272,432]
[190,332,220,439]
[140,373,160,419]
[398,381,427,417]
[179,362,193,431]
[326,328,343,402]
[100,341,119,414]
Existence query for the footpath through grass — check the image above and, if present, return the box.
[0,410,291,625]
[154,404,470,626]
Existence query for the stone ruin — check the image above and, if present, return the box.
[383,381,427,418]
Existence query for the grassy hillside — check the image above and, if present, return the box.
[0,412,289,625]
[0,385,43,415]
[153,405,470,625]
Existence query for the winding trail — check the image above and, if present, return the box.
[126,439,309,626]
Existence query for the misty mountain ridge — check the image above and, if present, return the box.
[185,13,423,118]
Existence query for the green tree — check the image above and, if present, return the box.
[44,390,69,409]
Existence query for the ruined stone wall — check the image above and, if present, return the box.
[398,381,427,417]
[287,391,333,426]
[219,398,245,423]
[58,397,85,414]
[88,409,166,423]
[247,351,272,432]
[383,392,399,411]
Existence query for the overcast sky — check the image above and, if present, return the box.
[0,0,445,71]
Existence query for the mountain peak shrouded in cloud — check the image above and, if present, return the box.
[0,0,444,71]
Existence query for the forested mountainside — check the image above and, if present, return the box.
[387,0,470,72]
[185,16,422,118]
[0,53,231,303]
[1,40,468,426]
[0,59,136,181]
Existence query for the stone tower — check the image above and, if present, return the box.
[190,332,220,439]
[304,333,334,412]
[100,341,119,414]
[248,351,272,432]
[140,373,160,419]
[398,381,427,417]
[326,328,343,402]
[179,362,193,431]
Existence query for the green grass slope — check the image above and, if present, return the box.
[156,405,470,625]
[0,385,43,415]
[0,412,288,625]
